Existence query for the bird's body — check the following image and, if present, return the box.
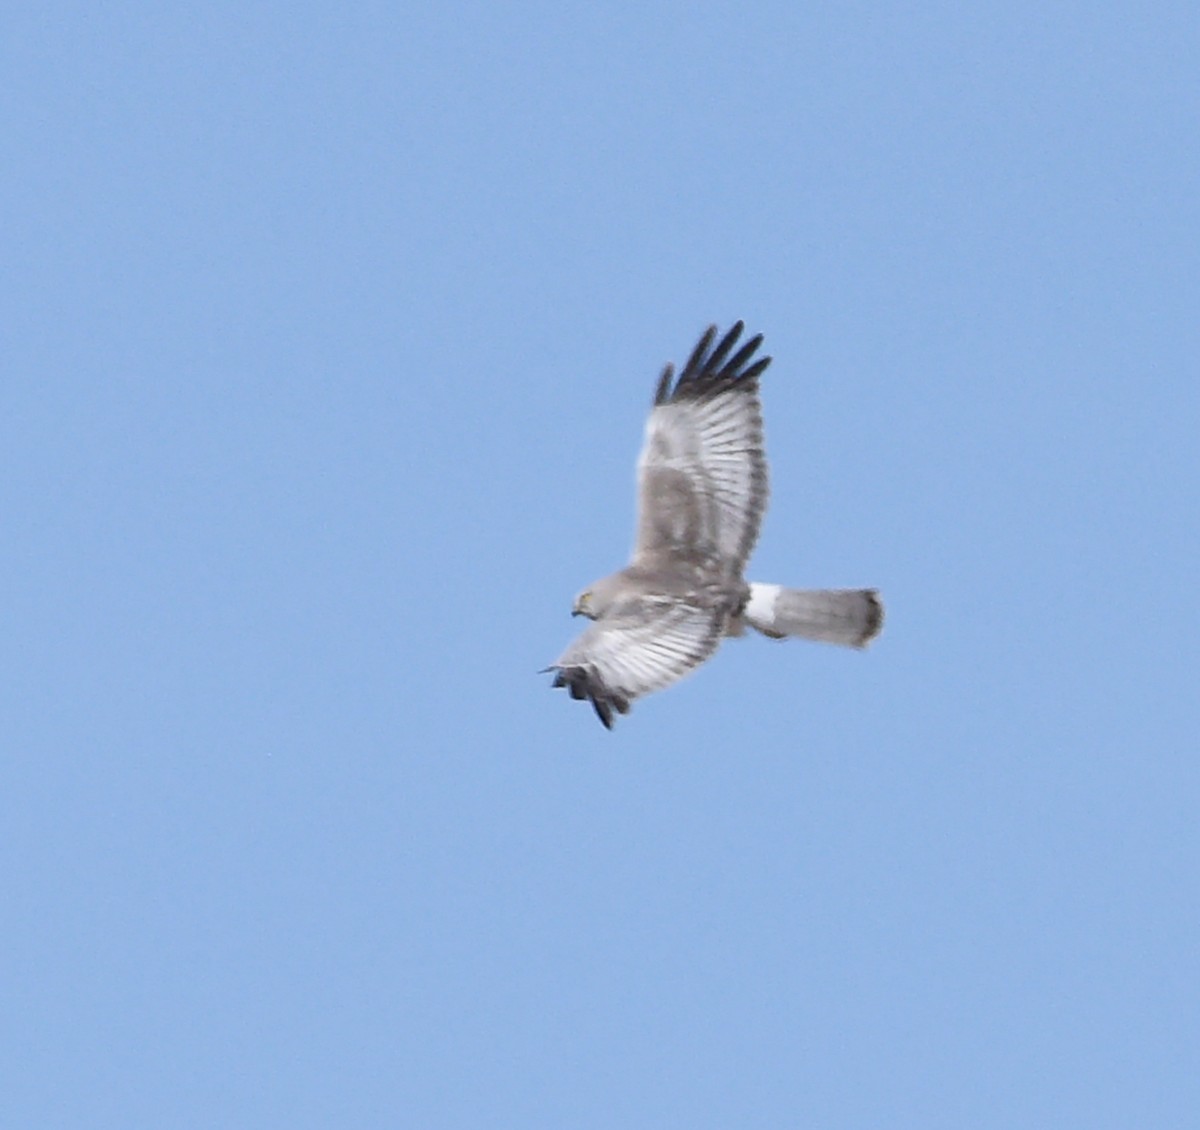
[548,322,882,728]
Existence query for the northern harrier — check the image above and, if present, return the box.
[547,322,882,728]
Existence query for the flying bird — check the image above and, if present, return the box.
[547,322,882,728]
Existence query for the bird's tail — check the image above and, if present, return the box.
[742,583,883,648]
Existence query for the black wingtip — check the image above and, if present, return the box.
[656,321,767,403]
[592,698,614,729]
[679,325,718,382]
[653,363,675,406]
[704,320,744,374]
[548,665,629,730]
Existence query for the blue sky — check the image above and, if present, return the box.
[3,3,1198,1127]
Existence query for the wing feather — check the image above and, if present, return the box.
[634,322,770,575]
[548,601,724,729]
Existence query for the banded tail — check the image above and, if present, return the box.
[743,584,883,648]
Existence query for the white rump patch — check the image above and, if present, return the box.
[745,583,782,626]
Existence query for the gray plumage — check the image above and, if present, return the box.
[548,322,882,729]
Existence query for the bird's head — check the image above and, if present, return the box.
[572,575,621,619]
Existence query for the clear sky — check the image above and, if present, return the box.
[4,3,1198,1127]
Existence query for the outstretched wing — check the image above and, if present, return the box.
[633,322,771,576]
[547,600,725,729]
